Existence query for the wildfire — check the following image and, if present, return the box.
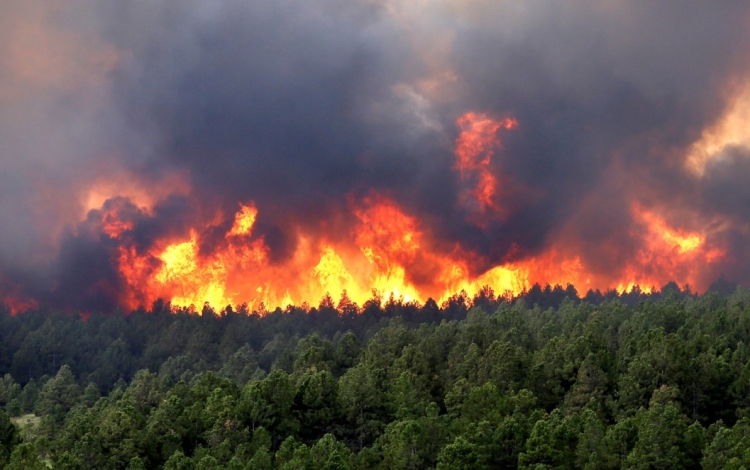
[454,112,518,215]
[0,283,39,315]
[100,206,134,239]
[109,195,432,312]
[636,207,702,255]
[0,112,729,314]
[94,191,723,314]
[228,203,258,237]
[621,205,724,289]
[313,246,358,299]
[353,196,422,302]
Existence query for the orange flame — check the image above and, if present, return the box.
[636,206,703,255]
[0,289,39,315]
[108,196,458,312]
[102,192,725,314]
[623,204,725,290]
[100,205,135,239]
[228,203,258,237]
[353,196,422,301]
[25,110,729,314]
[455,112,517,214]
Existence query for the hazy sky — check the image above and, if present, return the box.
[2,0,750,309]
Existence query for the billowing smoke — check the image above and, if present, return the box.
[2,0,750,311]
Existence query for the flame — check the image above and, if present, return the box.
[153,232,230,308]
[69,157,721,314]
[313,246,358,299]
[636,207,702,254]
[95,171,720,314]
[100,204,135,239]
[624,204,725,289]
[353,195,422,302]
[454,112,517,214]
[0,285,39,315]
[16,110,731,314]
[228,203,258,237]
[83,192,727,313]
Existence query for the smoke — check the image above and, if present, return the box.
[2,0,750,310]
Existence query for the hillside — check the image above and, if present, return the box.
[0,285,746,468]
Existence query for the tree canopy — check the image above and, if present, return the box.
[0,283,748,468]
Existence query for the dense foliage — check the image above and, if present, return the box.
[0,282,748,469]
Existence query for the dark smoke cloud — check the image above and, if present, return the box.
[2,0,750,309]
[449,2,750,260]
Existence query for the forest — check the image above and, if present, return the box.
[0,281,747,469]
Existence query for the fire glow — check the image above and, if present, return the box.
[2,113,728,314]
[455,112,518,215]
[83,113,722,313]
[106,193,721,313]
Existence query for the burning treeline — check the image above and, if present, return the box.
[3,2,750,315]
[2,112,725,314]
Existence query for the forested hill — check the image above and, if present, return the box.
[0,283,748,468]
[0,283,700,392]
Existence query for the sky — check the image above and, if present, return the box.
[2,0,750,311]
